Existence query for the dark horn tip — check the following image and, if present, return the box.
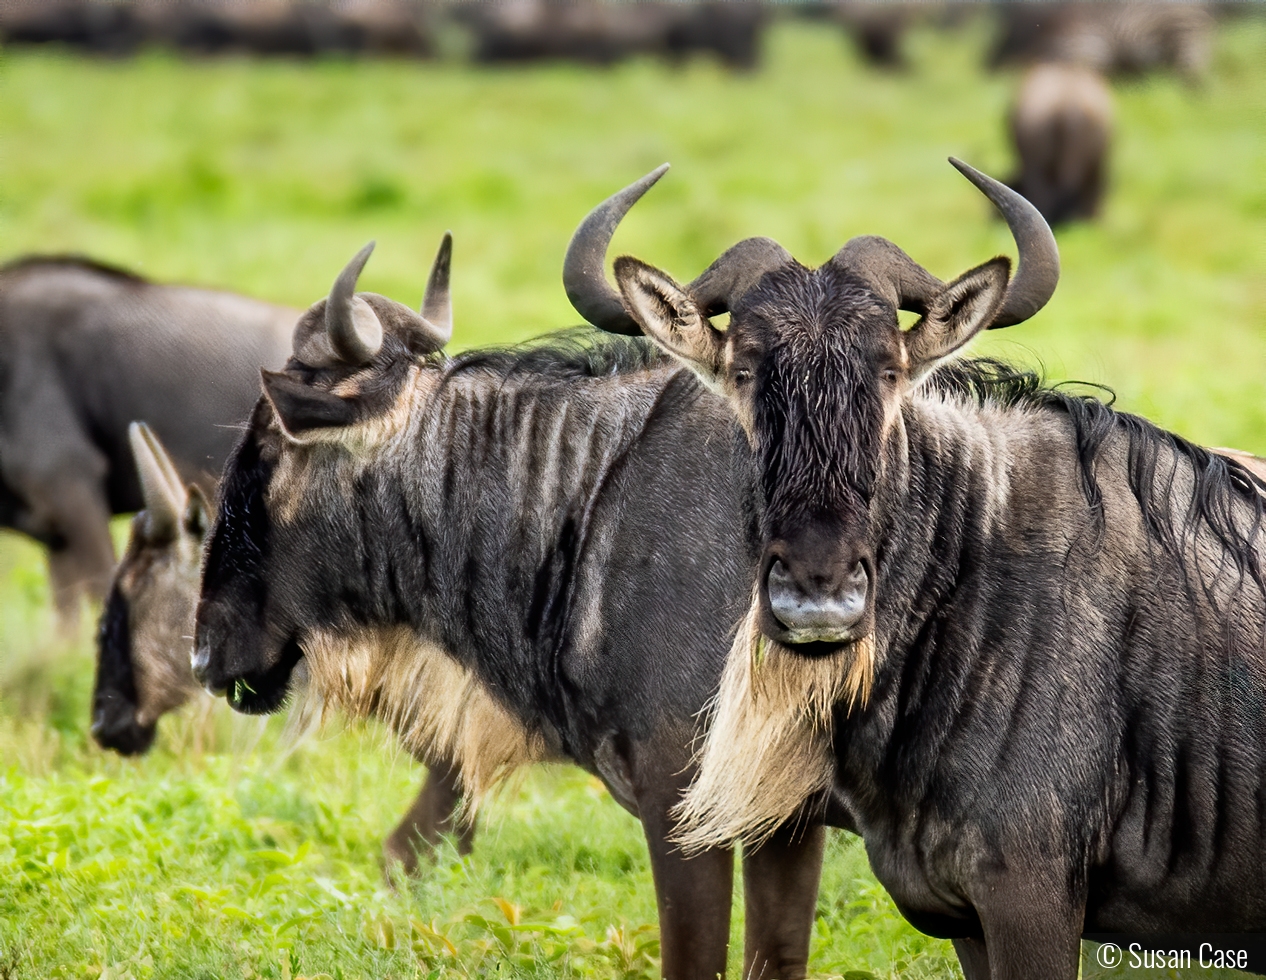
[948,156,1059,329]
[562,163,671,335]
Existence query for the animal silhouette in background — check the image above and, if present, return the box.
[0,256,297,620]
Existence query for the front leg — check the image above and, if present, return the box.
[742,821,825,980]
[640,795,734,980]
[970,874,1083,980]
[383,757,475,875]
[629,738,734,980]
[951,937,990,980]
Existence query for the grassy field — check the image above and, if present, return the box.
[1,11,1264,979]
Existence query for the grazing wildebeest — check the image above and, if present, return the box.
[457,0,765,70]
[568,160,1266,980]
[1008,61,1113,226]
[0,256,297,618]
[989,2,1213,82]
[191,229,828,980]
[0,0,144,55]
[91,420,472,869]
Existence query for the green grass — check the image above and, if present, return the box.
[1,12,1264,979]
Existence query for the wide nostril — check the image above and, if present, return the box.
[765,556,869,640]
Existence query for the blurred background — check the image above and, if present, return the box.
[1,2,1263,977]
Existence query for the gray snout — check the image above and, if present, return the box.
[190,644,224,697]
[767,558,868,643]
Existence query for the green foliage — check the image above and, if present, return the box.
[0,12,1263,979]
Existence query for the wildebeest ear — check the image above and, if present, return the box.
[904,257,1010,380]
[261,369,359,437]
[184,484,211,540]
[613,256,725,385]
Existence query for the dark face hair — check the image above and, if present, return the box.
[194,398,299,714]
[91,582,156,755]
[729,265,903,650]
[193,237,452,714]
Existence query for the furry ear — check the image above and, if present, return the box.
[613,256,725,386]
[183,484,211,539]
[905,257,1010,380]
[261,369,358,437]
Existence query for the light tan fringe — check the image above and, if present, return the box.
[672,594,874,852]
[294,625,552,820]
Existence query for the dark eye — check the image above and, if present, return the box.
[734,368,752,385]
[881,369,899,385]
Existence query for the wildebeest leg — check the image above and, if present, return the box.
[45,477,116,624]
[741,821,825,980]
[631,746,733,980]
[951,937,991,980]
[972,881,1082,980]
[382,756,474,875]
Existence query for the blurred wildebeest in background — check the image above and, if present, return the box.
[456,0,767,70]
[0,0,145,55]
[1009,61,1113,225]
[0,256,298,619]
[91,422,473,871]
[598,160,1266,979]
[830,1,912,68]
[0,0,434,58]
[192,227,829,980]
[990,1,1214,81]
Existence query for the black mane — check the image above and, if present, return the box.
[0,254,148,283]
[442,327,673,385]
[940,357,1266,597]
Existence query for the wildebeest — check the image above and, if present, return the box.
[568,160,1266,979]
[457,0,766,70]
[0,0,433,59]
[91,420,473,869]
[1008,61,1113,226]
[989,1,1214,81]
[191,228,830,980]
[0,255,297,618]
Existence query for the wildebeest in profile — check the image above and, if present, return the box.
[830,1,912,69]
[457,0,766,70]
[0,0,434,59]
[1009,61,1113,226]
[577,159,1266,980]
[0,256,298,620]
[91,421,472,869]
[192,230,829,980]
[0,0,145,55]
[989,1,1214,81]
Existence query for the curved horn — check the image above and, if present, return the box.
[128,421,185,541]
[419,231,452,347]
[827,235,943,315]
[563,164,670,335]
[686,237,794,316]
[949,157,1059,328]
[327,241,384,364]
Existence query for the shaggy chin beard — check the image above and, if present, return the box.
[672,593,874,853]
[281,626,554,820]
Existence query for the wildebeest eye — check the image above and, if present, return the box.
[734,368,752,385]
[881,369,899,386]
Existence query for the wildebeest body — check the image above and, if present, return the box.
[577,162,1266,978]
[1009,62,1112,226]
[0,256,297,612]
[194,241,826,980]
[823,375,1266,948]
